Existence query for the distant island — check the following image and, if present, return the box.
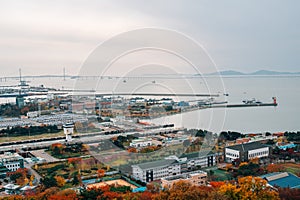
[1,70,300,80]
[204,70,300,76]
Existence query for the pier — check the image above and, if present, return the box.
[211,102,278,108]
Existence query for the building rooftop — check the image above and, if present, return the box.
[226,142,267,152]
[0,152,23,161]
[131,138,152,143]
[20,185,37,191]
[0,166,9,173]
[133,159,178,170]
[261,172,300,189]
[4,184,20,190]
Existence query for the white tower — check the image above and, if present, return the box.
[63,123,74,142]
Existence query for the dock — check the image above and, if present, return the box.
[211,103,278,108]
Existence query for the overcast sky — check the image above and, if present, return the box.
[0,0,299,76]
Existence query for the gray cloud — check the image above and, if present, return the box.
[0,0,299,76]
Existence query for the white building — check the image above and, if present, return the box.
[179,151,217,171]
[132,151,217,183]
[0,152,24,172]
[225,142,270,162]
[26,111,39,118]
[130,138,152,148]
[132,159,181,183]
[63,123,74,142]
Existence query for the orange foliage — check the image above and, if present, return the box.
[97,169,105,179]
[225,163,233,170]
[266,164,284,173]
[210,181,225,188]
[250,157,259,164]
[127,147,138,153]
[55,176,66,187]
[140,145,161,153]
[102,191,120,199]
[7,168,29,186]
[154,180,225,200]
[81,144,90,151]
[139,191,154,200]
[48,189,78,200]
[239,162,248,167]
[219,176,280,200]
[51,143,64,149]
[67,157,82,164]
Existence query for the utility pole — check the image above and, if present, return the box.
[63,67,66,81]
[19,68,22,82]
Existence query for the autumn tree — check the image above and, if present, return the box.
[127,147,138,153]
[80,187,106,199]
[97,169,105,179]
[8,168,29,186]
[41,176,58,188]
[225,163,233,171]
[48,189,78,200]
[51,143,65,155]
[81,144,90,152]
[266,163,284,173]
[147,182,161,193]
[55,176,66,187]
[154,180,227,200]
[102,191,121,199]
[250,157,259,164]
[68,157,82,170]
[237,162,263,177]
[219,176,280,200]
[210,181,226,188]
[277,187,300,200]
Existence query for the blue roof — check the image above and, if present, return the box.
[132,187,146,193]
[277,144,297,150]
[261,172,300,189]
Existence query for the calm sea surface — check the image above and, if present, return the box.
[0,76,299,133]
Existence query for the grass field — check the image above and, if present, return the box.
[213,169,232,181]
[0,131,65,143]
[278,163,300,175]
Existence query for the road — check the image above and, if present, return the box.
[24,162,42,183]
[0,127,183,152]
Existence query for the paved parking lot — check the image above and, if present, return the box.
[30,149,59,162]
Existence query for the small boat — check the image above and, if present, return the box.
[243,98,256,104]
[242,98,262,104]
